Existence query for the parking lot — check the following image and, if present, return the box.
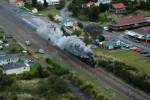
[103,30,150,57]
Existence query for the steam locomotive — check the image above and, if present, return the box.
[62,36,96,67]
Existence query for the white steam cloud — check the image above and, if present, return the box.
[23,17,93,58]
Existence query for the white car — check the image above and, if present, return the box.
[38,49,45,54]
[103,27,109,31]
[25,40,31,46]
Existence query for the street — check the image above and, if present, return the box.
[0,0,150,100]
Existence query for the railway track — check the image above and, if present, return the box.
[0,1,150,99]
[53,46,150,100]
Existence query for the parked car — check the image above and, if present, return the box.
[103,27,109,31]
[140,51,148,54]
[143,53,150,57]
[25,40,31,46]
[134,39,140,43]
[38,49,45,54]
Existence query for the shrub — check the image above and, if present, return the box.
[96,56,150,93]
[46,58,70,76]
[48,14,54,21]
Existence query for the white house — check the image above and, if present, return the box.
[97,0,112,4]
[37,0,60,5]
[3,63,30,75]
[0,54,19,66]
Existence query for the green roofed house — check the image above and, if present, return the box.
[62,17,78,27]
[61,17,74,27]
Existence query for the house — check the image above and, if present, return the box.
[37,0,60,5]
[9,0,24,7]
[101,40,131,49]
[3,63,30,75]
[97,0,111,4]
[110,3,126,14]
[9,0,17,4]
[61,17,78,29]
[85,0,111,7]
[0,54,19,66]
[101,40,120,49]
[109,16,150,30]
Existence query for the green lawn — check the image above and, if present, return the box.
[38,7,59,16]
[94,48,150,75]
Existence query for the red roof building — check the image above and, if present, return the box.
[9,0,24,6]
[109,16,150,30]
[114,16,145,26]
[112,3,126,9]
[110,3,126,14]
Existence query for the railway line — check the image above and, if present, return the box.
[0,1,150,100]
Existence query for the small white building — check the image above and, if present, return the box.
[97,0,111,4]
[3,63,30,75]
[37,0,60,5]
[32,8,38,13]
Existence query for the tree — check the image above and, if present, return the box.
[0,67,3,81]
[98,13,108,23]
[36,2,44,11]
[43,0,48,8]
[68,0,85,17]
[72,30,82,36]
[32,65,45,78]
[48,75,70,94]
[99,3,109,13]
[48,14,54,21]
[87,5,100,21]
[32,0,37,7]
[56,0,66,10]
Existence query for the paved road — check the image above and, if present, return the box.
[0,1,150,100]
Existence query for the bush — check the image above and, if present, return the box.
[48,75,70,94]
[48,14,54,21]
[55,0,66,10]
[46,58,70,76]
[19,71,32,80]
[96,56,150,93]
[18,63,50,80]
[68,73,107,100]
[0,75,14,90]
[77,22,83,28]
[72,30,82,37]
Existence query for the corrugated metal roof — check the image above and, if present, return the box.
[112,16,146,26]
[112,3,126,9]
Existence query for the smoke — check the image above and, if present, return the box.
[23,17,93,57]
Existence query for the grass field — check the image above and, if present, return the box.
[38,7,59,16]
[94,48,150,75]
